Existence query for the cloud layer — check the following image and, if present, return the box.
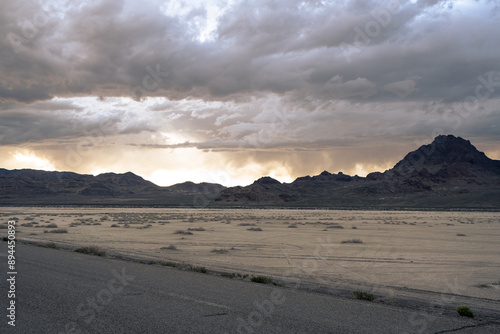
[1,0,499,185]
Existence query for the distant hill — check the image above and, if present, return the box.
[216,135,500,209]
[0,169,224,206]
[1,135,498,208]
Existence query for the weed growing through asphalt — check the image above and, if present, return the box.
[353,291,376,301]
[457,306,474,318]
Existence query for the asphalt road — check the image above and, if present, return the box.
[1,243,499,333]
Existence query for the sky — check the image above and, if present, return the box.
[1,0,499,187]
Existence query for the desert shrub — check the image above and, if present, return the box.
[39,242,58,249]
[21,223,34,227]
[174,230,193,235]
[456,233,466,237]
[74,246,106,257]
[353,291,375,301]
[250,276,279,286]
[221,273,236,278]
[93,222,102,225]
[341,239,363,244]
[188,227,206,231]
[288,225,298,228]
[327,225,344,229]
[45,229,68,234]
[189,266,208,273]
[161,245,178,250]
[110,224,120,228]
[137,225,152,229]
[211,248,228,254]
[457,306,474,318]
[247,227,262,231]
[45,223,58,228]
[238,223,256,226]
[0,225,9,229]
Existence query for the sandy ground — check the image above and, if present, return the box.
[2,207,499,307]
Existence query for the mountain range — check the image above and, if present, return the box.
[1,135,499,208]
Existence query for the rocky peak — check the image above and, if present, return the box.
[253,176,282,185]
[391,134,499,176]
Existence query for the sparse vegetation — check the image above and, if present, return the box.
[457,306,474,318]
[39,242,58,249]
[353,291,376,301]
[238,223,256,226]
[250,276,280,286]
[456,233,466,237]
[45,223,58,228]
[221,273,236,278]
[174,230,193,235]
[147,260,207,273]
[327,225,344,229]
[247,227,262,231]
[44,228,68,234]
[188,227,206,231]
[189,266,208,274]
[74,246,106,257]
[341,239,364,244]
[137,224,152,229]
[211,248,228,254]
[288,224,298,228]
[111,224,120,228]
[161,245,178,250]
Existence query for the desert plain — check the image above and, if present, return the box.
[2,207,499,314]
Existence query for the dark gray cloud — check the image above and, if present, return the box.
[1,0,499,185]
[1,0,499,103]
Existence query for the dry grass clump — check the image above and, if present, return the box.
[44,229,68,234]
[326,225,344,229]
[74,246,106,257]
[137,224,152,229]
[353,291,375,301]
[161,245,178,250]
[211,248,228,254]
[39,242,58,249]
[188,227,206,231]
[341,239,363,244]
[175,230,193,235]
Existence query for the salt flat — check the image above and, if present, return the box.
[2,207,499,310]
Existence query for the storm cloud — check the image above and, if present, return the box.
[1,0,499,185]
